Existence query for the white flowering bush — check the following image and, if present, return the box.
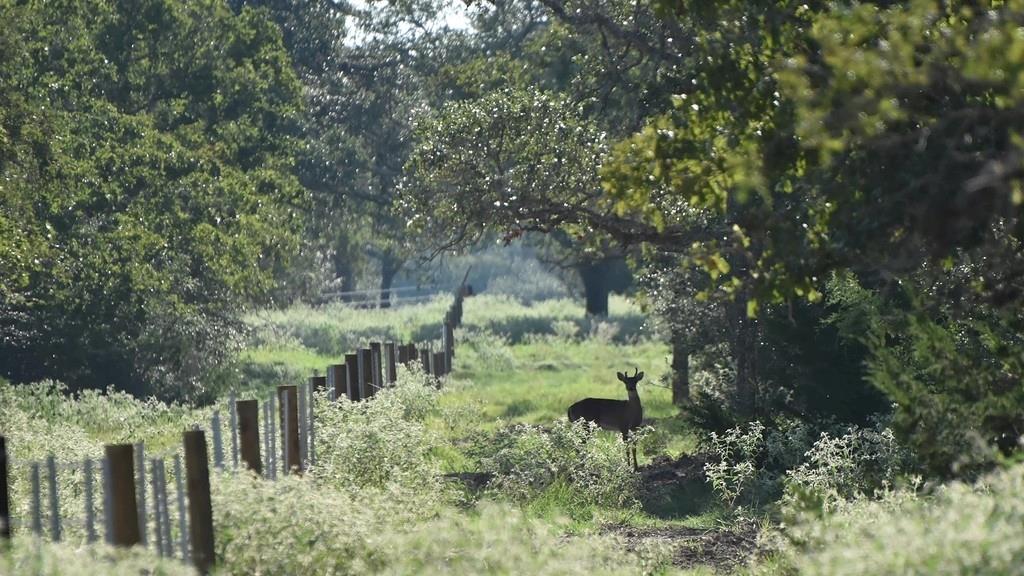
[474,418,641,510]
[704,421,766,508]
[0,537,194,575]
[761,463,1024,576]
[784,425,910,511]
[312,366,444,493]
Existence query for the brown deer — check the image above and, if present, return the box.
[567,368,644,469]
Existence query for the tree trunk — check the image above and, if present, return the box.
[670,328,690,407]
[578,261,610,317]
[333,251,357,302]
[379,255,402,309]
[731,307,758,419]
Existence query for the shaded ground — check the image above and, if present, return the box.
[445,454,760,572]
[625,453,759,572]
[603,523,759,573]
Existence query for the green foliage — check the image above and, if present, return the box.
[312,367,444,492]
[0,0,306,400]
[0,537,194,575]
[702,417,908,512]
[783,425,910,512]
[828,269,1024,478]
[767,463,1024,576]
[704,421,767,509]
[403,86,605,244]
[470,418,643,511]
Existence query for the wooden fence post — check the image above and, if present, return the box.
[184,430,215,574]
[370,342,383,392]
[445,322,455,361]
[420,347,431,374]
[236,400,261,475]
[433,351,446,378]
[328,364,345,402]
[105,444,141,547]
[0,436,10,542]
[385,342,398,385]
[345,354,360,401]
[277,385,301,474]
[358,348,373,398]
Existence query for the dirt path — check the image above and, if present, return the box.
[603,523,759,573]
[615,454,760,572]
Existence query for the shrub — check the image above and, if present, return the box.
[703,421,766,509]
[765,463,1024,576]
[784,425,910,511]
[312,366,443,492]
[0,537,194,575]
[472,418,641,510]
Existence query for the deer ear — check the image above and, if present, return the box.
[617,372,625,381]
[637,371,645,381]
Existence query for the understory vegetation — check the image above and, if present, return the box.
[2,296,1023,575]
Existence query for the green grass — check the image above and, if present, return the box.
[3,296,720,574]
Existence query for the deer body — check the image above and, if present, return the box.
[567,369,644,469]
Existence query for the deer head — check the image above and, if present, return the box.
[616,367,644,390]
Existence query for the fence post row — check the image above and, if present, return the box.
[0,295,462,556]
[184,430,215,575]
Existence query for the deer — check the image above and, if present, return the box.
[567,368,644,470]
